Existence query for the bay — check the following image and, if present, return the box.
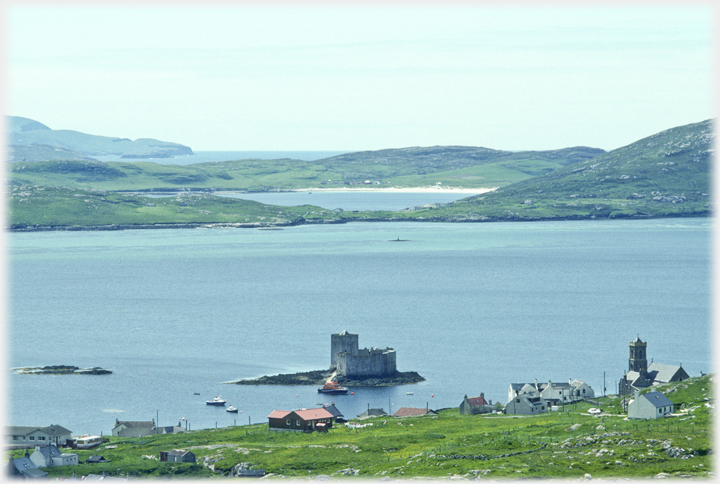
[217,190,486,212]
[7,216,711,437]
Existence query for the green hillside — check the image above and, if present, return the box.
[416,119,714,221]
[11,374,713,480]
[8,145,604,191]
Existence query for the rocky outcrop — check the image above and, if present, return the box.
[228,369,424,387]
[13,365,112,375]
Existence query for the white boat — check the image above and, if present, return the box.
[227,405,238,413]
[206,396,227,406]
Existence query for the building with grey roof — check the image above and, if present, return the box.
[5,424,73,448]
[29,444,78,467]
[112,418,156,437]
[628,390,675,419]
[7,452,48,479]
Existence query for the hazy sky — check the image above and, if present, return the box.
[6,4,715,152]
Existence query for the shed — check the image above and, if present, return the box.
[86,455,109,464]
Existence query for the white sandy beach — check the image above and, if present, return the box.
[290,186,498,194]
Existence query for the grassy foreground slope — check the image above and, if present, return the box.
[8,146,604,192]
[13,375,712,480]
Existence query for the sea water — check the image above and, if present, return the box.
[7,216,711,436]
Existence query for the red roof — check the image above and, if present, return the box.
[293,408,333,420]
[268,408,333,421]
[268,410,291,419]
[466,396,488,406]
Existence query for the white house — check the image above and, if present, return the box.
[504,394,548,415]
[29,444,78,467]
[112,419,156,437]
[5,425,73,448]
[628,390,674,420]
[509,379,595,405]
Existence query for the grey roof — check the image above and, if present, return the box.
[6,426,39,436]
[169,449,192,456]
[640,391,674,408]
[35,444,63,458]
[357,408,388,418]
[40,424,72,436]
[11,456,47,477]
[647,362,687,383]
[114,420,154,429]
[323,404,344,418]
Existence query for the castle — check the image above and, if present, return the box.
[331,331,397,378]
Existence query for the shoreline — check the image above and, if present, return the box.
[288,186,498,194]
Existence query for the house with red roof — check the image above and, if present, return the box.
[268,408,334,432]
[459,393,495,415]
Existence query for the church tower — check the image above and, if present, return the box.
[628,336,648,374]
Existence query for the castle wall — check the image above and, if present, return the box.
[336,348,396,378]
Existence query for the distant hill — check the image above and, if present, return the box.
[7,116,194,161]
[419,119,714,221]
[7,144,605,191]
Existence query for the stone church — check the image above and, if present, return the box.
[618,336,689,398]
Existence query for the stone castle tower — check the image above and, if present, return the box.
[628,336,648,374]
[331,331,396,378]
[331,331,359,367]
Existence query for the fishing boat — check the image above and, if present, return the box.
[206,396,227,406]
[317,381,348,395]
[227,405,238,413]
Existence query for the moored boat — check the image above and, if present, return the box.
[317,381,348,395]
[206,396,227,406]
[227,405,238,413]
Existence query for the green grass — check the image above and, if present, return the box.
[12,375,713,480]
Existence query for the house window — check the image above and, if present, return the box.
[516,399,520,403]
[39,437,45,441]
[296,421,301,427]
[29,437,34,440]
[286,419,291,426]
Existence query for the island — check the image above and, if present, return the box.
[229,331,425,387]
[13,365,112,375]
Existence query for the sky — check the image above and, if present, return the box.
[5,4,716,152]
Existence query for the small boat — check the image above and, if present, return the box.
[318,381,349,395]
[206,396,227,406]
[227,405,238,413]
[406,392,414,395]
